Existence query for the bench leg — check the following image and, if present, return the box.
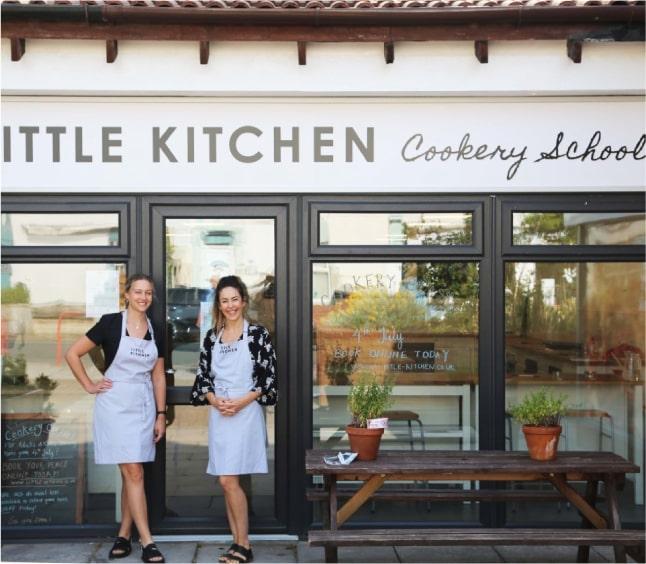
[324,546,338,563]
[605,474,627,564]
[324,475,339,563]
[576,480,598,563]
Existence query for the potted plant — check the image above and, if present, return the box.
[346,372,394,461]
[508,388,567,461]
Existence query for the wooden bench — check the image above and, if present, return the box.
[305,449,644,563]
[309,527,645,548]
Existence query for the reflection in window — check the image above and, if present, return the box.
[320,213,472,246]
[165,405,275,521]
[505,261,645,523]
[1,213,119,246]
[165,218,275,386]
[1,263,126,527]
[512,212,645,245]
[312,262,479,523]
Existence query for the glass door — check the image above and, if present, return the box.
[148,202,288,533]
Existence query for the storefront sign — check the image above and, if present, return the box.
[2,97,644,192]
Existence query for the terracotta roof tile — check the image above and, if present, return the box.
[2,0,643,7]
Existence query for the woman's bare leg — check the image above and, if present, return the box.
[219,476,250,560]
[119,463,162,562]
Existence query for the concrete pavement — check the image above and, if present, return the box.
[0,538,632,563]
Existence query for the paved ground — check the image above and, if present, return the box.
[0,539,633,563]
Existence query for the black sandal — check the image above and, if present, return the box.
[223,545,253,563]
[141,542,165,563]
[219,543,242,563]
[108,537,132,560]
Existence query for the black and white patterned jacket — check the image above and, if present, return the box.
[190,323,278,406]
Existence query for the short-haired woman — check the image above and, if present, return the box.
[66,274,166,563]
[191,275,277,564]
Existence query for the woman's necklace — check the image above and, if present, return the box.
[128,313,147,339]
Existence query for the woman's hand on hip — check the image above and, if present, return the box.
[84,378,112,394]
[154,416,166,442]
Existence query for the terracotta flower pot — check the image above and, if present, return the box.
[522,425,562,461]
[346,425,384,461]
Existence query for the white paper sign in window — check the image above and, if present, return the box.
[86,270,120,318]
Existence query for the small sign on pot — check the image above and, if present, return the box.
[367,417,389,429]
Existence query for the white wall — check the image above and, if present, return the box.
[2,39,644,96]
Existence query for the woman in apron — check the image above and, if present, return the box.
[191,275,278,564]
[66,274,167,563]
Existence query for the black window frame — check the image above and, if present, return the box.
[310,197,483,256]
[2,195,134,259]
[496,192,645,529]
[0,194,137,539]
[304,194,494,529]
[501,193,646,258]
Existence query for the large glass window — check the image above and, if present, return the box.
[319,212,472,246]
[1,213,119,247]
[1,263,126,527]
[312,261,479,522]
[505,261,645,523]
[512,212,645,245]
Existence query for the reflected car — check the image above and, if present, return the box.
[167,287,211,343]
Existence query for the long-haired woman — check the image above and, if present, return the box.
[66,274,166,563]
[191,275,277,564]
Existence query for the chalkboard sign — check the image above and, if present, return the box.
[1,413,85,526]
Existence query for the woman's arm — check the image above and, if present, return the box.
[65,336,112,394]
[151,357,166,442]
[250,327,278,406]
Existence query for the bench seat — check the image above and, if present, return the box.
[308,528,645,548]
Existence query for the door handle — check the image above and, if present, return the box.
[164,368,176,426]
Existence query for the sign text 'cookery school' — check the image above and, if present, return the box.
[3,126,645,181]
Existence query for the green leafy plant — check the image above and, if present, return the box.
[508,388,568,427]
[324,289,427,331]
[347,372,394,428]
[1,282,31,304]
[325,344,359,385]
[1,354,28,386]
[35,373,58,392]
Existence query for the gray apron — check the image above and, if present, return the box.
[207,320,268,476]
[93,310,158,465]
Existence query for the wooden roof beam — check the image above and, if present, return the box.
[567,38,582,63]
[2,22,643,43]
[10,38,25,61]
[298,41,306,65]
[384,41,394,64]
[200,40,209,64]
[106,39,118,63]
[475,40,488,63]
